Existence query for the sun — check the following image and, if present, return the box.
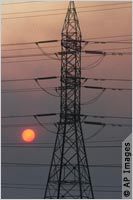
[22,129,36,143]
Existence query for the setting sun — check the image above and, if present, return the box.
[22,129,36,143]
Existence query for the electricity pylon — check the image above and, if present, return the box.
[44,1,94,198]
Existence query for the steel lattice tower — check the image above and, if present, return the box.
[44,1,94,199]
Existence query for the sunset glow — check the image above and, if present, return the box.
[22,129,36,143]
[2,1,132,199]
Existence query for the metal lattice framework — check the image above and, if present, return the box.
[44,1,94,199]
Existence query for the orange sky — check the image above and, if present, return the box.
[1,1,132,199]
[2,1,132,80]
[2,1,132,44]
[2,1,132,115]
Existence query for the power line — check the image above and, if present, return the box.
[1,120,130,130]
[85,77,132,82]
[2,2,131,15]
[86,34,131,40]
[35,42,60,61]
[2,46,132,53]
[2,87,59,97]
[1,122,54,128]
[84,117,130,140]
[85,40,131,45]
[2,53,55,59]
[2,34,131,46]
[2,118,131,127]
[82,56,105,70]
[2,77,59,96]
[2,76,132,83]
[2,113,57,119]
[0,56,129,64]
[1,182,122,189]
[81,89,105,105]
[2,1,44,5]
[2,76,58,82]
[1,87,56,94]
[2,50,132,61]
[2,183,46,186]
[2,45,60,51]
[83,85,132,91]
[1,139,123,145]
[34,115,57,134]
[35,79,59,98]
[1,113,131,120]
[2,48,131,60]
[13,48,132,60]
[2,84,132,94]
[1,144,122,148]
[2,88,42,93]
[89,47,132,51]
[87,139,123,144]
[84,50,132,56]
[85,114,131,120]
[2,186,44,190]
[2,58,55,64]
[84,121,131,127]
[1,163,121,167]
[1,145,122,149]
[2,39,59,47]
[1,185,122,193]
[2,40,132,50]
[2,6,131,20]
[1,182,121,188]
[84,125,105,140]
[1,113,132,130]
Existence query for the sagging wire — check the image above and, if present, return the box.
[1,122,54,128]
[34,116,57,134]
[55,86,61,96]
[35,79,59,97]
[2,88,42,93]
[81,41,89,50]
[81,89,105,105]
[82,55,105,70]
[35,42,60,61]
[80,114,88,123]
[81,78,88,87]
[84,125,105,140]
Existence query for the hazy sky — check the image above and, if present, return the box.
[1,1,132,199]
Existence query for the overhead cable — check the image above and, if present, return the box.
[2,162,121,167]
[83,85,132,91]
[2,2,131,14]
[2,34,131,46]
[81,89,105,105]
[2,76,132,83]
[2,6,131,20]
[84,121,131,127]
